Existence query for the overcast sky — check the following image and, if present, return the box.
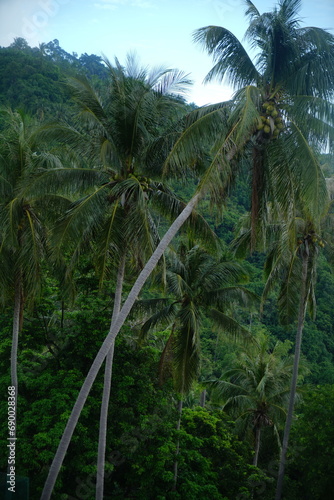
[0,0,333,105]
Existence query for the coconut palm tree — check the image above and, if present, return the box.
[262,216,325,499]
[41,1,334,495]
[233,206,328,494]
[136,242,257,488]
[31,56,218,499]
[0,108,63,436]
[193,0,333,243]
[209,334,302,467]
[138,243,256,394]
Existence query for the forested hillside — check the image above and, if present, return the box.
[1,2,334,498]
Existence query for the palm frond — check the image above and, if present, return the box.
[173,305,201,394]
[210,309,253,341]
[138,303,178,341]
[193,26,260,88]
[287,124,329,220]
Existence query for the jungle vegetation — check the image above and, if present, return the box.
[0,1,334,499]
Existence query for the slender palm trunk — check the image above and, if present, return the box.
[11,279,22,391]
[253,426,261,467]
[251,145,264,249]
[275,247,309,500]
[200,389,206,408]
[10,277,22,443]
[172,398,183,491]
[96,255,125,500]
[41,193,200,499]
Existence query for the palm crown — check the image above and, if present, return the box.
[138,243,257,394]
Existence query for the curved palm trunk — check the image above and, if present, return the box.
[172,398,183,491]
[275,248,309,500]
[96,255,125,500]
[41,193,200,499]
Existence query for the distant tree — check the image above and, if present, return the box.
[209,334,302,467]
[9,37,30,51]
[139,243,256,396]
[78,53,108,79]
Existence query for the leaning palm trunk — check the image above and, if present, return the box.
[275,247,309,500]
[41,193,200,499]
[96,255,126,500]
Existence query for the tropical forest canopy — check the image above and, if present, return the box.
[0,1,334,498]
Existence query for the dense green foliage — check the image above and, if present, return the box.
[287,385,334,500]
[0,2,333,497]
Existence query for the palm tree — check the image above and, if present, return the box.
[233,207,328,494]
[262,217,325,499]
[62,59,198,500]
[137,242,257,488]
[193,0,333,243]
[138,243,256,394]
[0,108,62,435]
[31,56,217,498]
[209,334,302,467]
[41,2,334,495]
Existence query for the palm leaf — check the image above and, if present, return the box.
[210,309,253,341]
[193,26,260,88]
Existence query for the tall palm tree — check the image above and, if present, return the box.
[209,334,302,467]
[233,207,328,494]
[41,1,334,495]
[262,217,325,499]
[137,242,257,488]
[59,59,199,500]
[0,108,62,436]
[193,0,333,242]
[31,56,217,498]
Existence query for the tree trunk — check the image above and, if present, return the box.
[250,145,264,250]
[96,255,125,500]
[41,193,200,499]
[10,277,22,443]
[200,389,206,408]
[253,426,261,467]
[275,247,309,500]
[172,399,183,491]
[11,279,22,392]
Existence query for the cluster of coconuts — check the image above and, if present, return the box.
[257,100,284,138]
[298,235,326,248]
[310,235,326,248]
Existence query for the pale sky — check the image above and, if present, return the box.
[0,0,333,105]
